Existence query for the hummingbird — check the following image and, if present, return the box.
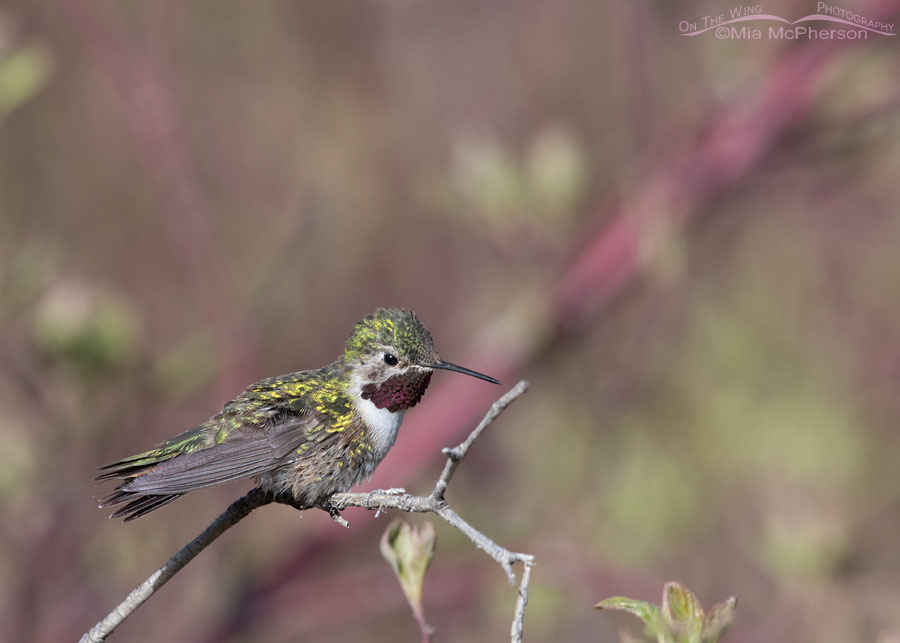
[97,308,499,521]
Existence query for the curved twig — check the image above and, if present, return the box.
[80,487,271,643]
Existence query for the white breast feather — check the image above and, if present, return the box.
[354,398,405,462]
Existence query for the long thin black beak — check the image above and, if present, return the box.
[427,360,500,384]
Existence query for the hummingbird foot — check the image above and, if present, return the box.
[317,500,350,528]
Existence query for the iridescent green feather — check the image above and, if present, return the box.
[344,308,439,365]
[96,427,211,478]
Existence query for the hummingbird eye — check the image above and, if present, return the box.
[383,353,398,366]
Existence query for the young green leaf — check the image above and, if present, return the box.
[662,582,704,643]
[380,520,437,635]
[701,596,737,643]
[595,596,662,626]
[597,582,736,643]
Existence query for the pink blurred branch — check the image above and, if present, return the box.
[61,0,257,397]
[555,38,842,325]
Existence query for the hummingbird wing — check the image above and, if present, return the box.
[120,414,318,494]
[98,367,354,520]
[98,412,325,520]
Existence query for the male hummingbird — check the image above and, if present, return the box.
[98,308,499,521]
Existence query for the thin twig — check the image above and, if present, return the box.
[80,488,272,643]
[81,381,533,643]
[511,560,533,643]
[432,380,530,501]
[326,493,535,586]
[412,603,434,643]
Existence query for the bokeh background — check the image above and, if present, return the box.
[2,1,900,641]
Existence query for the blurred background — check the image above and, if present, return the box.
[1,1,899,641]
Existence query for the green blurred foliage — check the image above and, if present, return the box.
[154,332,219,399]
[31,280,142,374]
[0,41,53,121]
[597,582,736,643]
[444,125,587,246]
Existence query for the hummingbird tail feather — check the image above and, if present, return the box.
[96,446,191,520]
[102,489,184,522]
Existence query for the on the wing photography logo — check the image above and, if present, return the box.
[678,3,896,39]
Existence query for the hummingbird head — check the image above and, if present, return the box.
[344,308,499,413]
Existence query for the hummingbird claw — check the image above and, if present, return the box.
[329,513,350,528]
[318,501,350,528]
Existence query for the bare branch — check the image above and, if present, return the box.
[511,560,534,643]
[432,380,530,501]
[82,381,533,643]
[80,488,272,643]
